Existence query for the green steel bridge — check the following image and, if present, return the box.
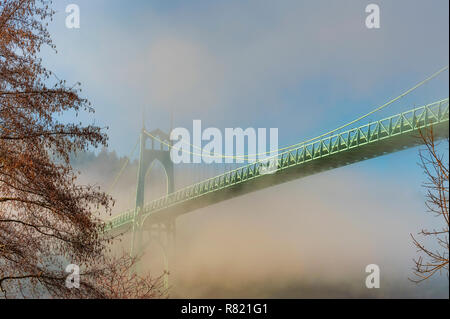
[99,63,449,289]
[102,96,448,290]
[105,98,449,243]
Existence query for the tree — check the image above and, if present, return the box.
[83,254,166,299]
[411,127,449,283]
[0,0,163,298]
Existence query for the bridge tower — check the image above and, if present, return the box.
[130,123,176,289]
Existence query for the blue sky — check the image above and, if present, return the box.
[44,0,448,156]
[40,1,449,297]
[42,0,449,190]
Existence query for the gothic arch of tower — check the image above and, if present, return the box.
[135,128,174,212]
[130,127,176,291]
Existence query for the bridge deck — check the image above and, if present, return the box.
[105,99,449,235]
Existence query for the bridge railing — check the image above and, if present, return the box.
[105,207,135,231]
[105,98,449,230]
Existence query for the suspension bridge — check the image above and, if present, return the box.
[101,67,449,286]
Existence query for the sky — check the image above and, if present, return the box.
[41,0,449,298]
[44,0,449,157]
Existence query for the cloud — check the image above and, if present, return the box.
[73,139,449,298]
[131,166,448,298]
[127,35,224,114]
[47,0,449,131]
[121,0,449,118]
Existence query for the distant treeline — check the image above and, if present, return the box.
[69,148,138,177]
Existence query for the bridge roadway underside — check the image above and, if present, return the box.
[111,122,448,235]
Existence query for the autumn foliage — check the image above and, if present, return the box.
[0,0,162,298]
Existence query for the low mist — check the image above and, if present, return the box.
[72,149,449,298]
